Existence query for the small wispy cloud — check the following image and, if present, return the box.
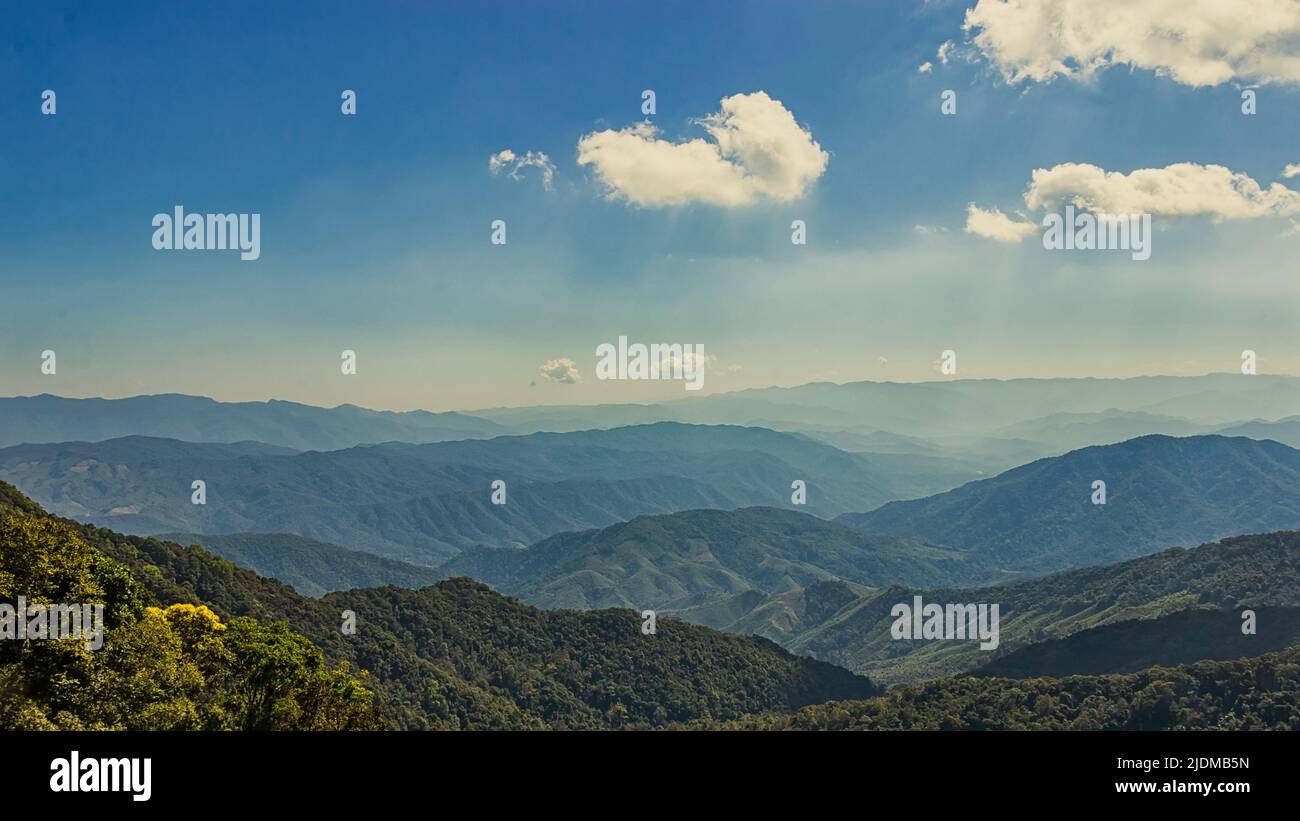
[489,149,556,190]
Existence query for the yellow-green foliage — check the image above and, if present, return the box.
[0,514,382,731]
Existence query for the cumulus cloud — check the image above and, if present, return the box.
[964,203,1038,242]
[538,358,581,384]
[1284,163,1300,178]
[1023,162,1300,219]
[963,0,1300,87]
[918,61,934,73]
[576,91,828,207]
[489,149,556,190]
[968,161,1300,242]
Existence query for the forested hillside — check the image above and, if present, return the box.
[1,481,878,729]
[717,648,1300,730]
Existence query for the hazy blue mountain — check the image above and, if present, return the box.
[463,375,1300,476]
[0,423,962,564]
[790,427,948,456]
[1216,416,1300,449]
[158,531,446,597]
[837,434,1300,574]
[382,422,975,507]
[441,507,975,611]
[9,374,1300,467]
[460,375,1300,440]
[990,409,1210,454]
[689,374,1300,434]
[0,393,506,450]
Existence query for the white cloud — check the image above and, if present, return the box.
[964,203,1038,242]
[538,358,581,384]
[489,149,556,190]
[1023,162,1300,219]
[918,61,934,73]
[968,161,1300,243]
[576,91,828,207]
[963,0,1300,87]
[937,40,954,65]
[1284,163,1300,178]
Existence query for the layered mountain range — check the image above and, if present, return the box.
[5,377,1300,730]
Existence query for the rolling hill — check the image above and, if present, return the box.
[441,506,978,611]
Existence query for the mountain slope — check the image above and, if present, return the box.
[442,507,977,611]
[837,434,1300,574]
[761,530,1300,686]
[158,532,446,597]
[972,606,1300,680]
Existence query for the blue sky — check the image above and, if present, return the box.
[3,0,1300,411]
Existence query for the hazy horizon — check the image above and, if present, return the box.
[3,369,1298,416]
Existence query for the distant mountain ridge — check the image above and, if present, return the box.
[12,374,1300,451]
[837,434,1300,574]
[0,423,969,564]
[0,393,505,450]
